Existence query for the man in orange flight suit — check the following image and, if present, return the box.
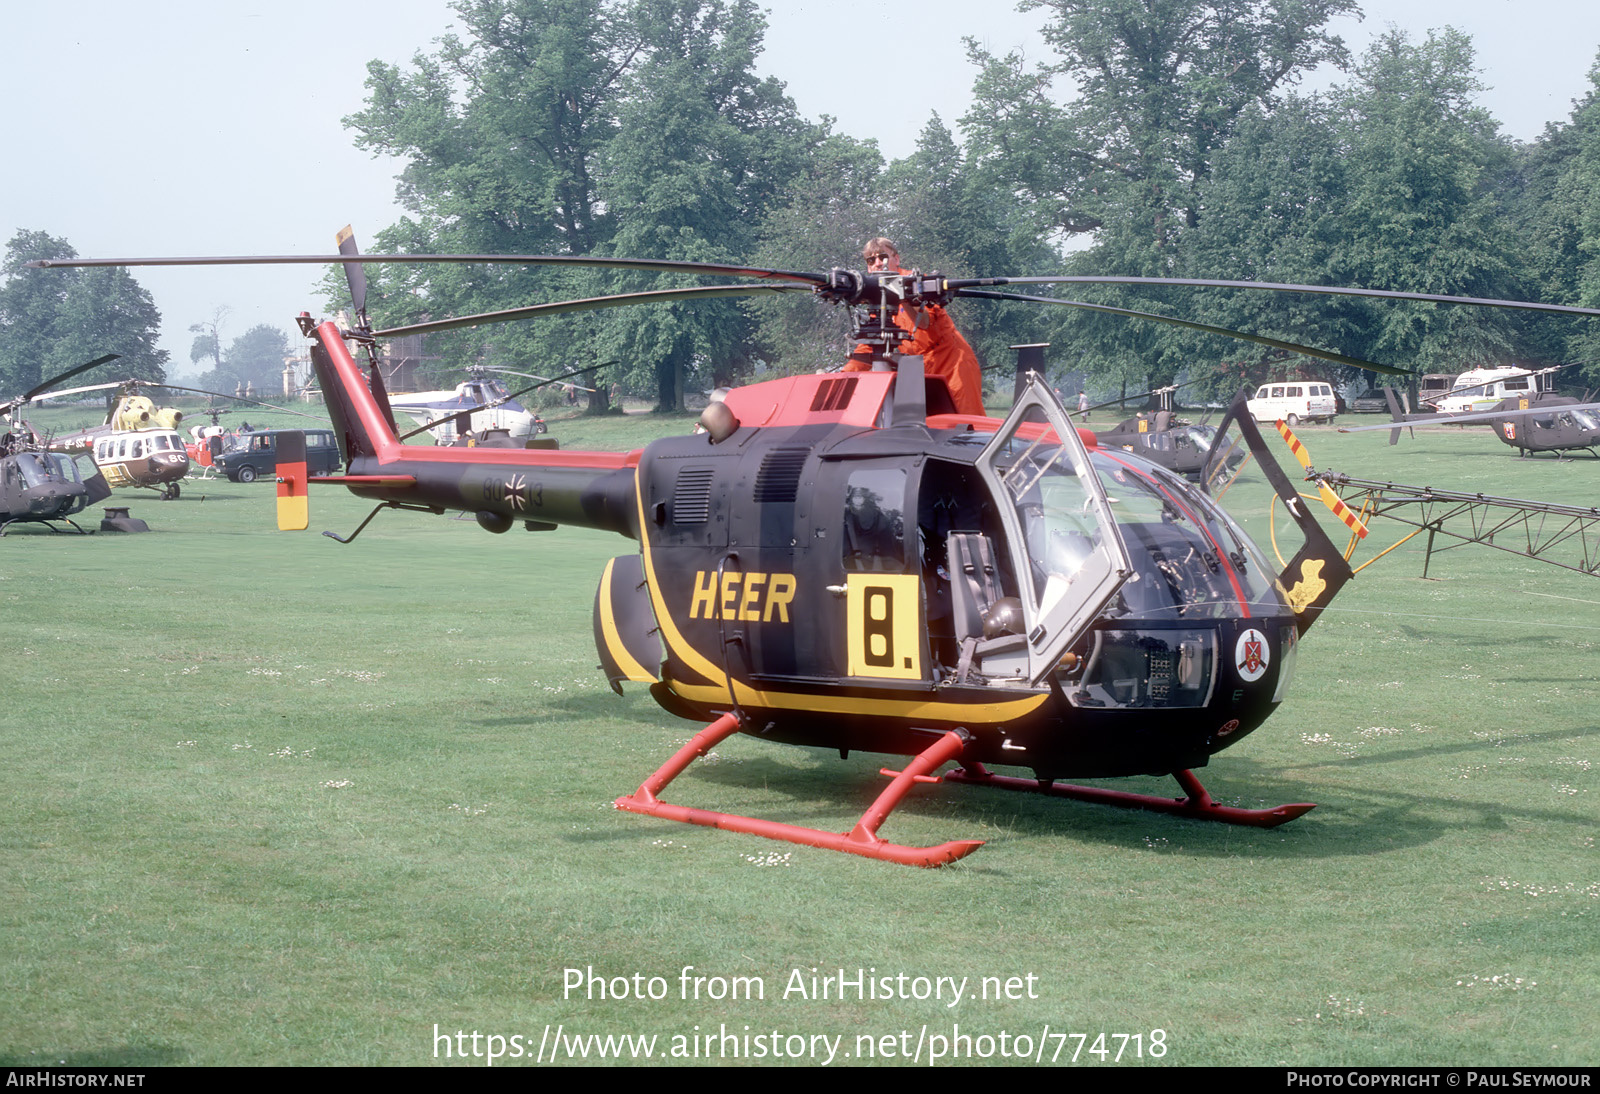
[842,237,986,416]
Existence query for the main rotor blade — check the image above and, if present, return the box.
[28,253,830,285]
[474,366,595,393]
[373,283,814,339]
[958,289,1411,376]
[24,381,126,403]
[137,382,331,422]
[1083,376,1208,416]
[5,353,122,411]
[948,275,1600,321]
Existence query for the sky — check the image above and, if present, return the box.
[4,0,1599,380]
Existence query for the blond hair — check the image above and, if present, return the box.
[862,237,899,262]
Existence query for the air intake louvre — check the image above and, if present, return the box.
[809,376,858,412]
[754,446,809,503]
[671,467,714,523]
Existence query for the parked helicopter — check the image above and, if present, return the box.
[386,367,555,444]
[32,243,1600,865]
[1000,346,1219,478]
[50,373,342,496]
[41,380,192,499]
[1085,383,1219,478]
[1,355,117,533]
[1347,383,1600,458]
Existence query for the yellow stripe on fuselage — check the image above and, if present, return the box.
[667,679,1048,724]
[598,557,658,683]
[633,468,729,688]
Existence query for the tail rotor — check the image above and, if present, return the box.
[1273,419,1368,542]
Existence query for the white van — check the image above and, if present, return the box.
[1246,381,1337,426]
[1432,367,1536,413]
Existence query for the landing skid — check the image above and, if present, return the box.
[0,516,89,536]
[615,714,984,867]
[943,763,1316,828]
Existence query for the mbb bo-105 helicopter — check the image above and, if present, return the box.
[32,240,1600,865]
[1085,379,1220,478]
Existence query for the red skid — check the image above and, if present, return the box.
[943,764,1315,828]
[615,714,984,867]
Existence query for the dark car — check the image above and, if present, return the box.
[1349,388,1391,413]
[216,429,341,483]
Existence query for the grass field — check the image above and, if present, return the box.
[2,408,1595,1067]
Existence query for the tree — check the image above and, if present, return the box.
[1180,96,1368,393]
[749,131,886,375]
[0,230,166,396]
[878,115,1062,383]
[591,0,816,408]
[960,0,1359,395]
[189,306,229,378]
[56,268,168,385]
[1511,53,1600,386]
[0,231,79,394]
[965,0,1357,257]
[348,0,629,257]
[1326,28,1521,374]
[748,114,1065,386]
[340,0,639,381]
[196,324,293,396]
[344,0,815,409]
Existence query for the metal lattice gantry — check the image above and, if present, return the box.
[1317,473,1600,578]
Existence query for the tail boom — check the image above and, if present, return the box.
[306,320,638,537]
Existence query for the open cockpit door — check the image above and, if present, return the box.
[1200,392,1355,634]
[975,378,1134,685]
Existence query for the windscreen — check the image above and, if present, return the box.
[1093,450,1282,621]
[1201,404,1355,631]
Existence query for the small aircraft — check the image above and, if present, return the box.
[1487,396,1600,457]
[0,433,109,535]
[183,407,233,472]
[53,373,343,494]
[1003,349,1219,479]
[32,242,1600,866]
[0,356,117,534]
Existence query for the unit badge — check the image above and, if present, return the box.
[1235,627,1270,682]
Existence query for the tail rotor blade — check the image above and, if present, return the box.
[1318,482,1369,540]
[1274,418,1367,539]
[336,225,368,321]
[1273,419,1314,471]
